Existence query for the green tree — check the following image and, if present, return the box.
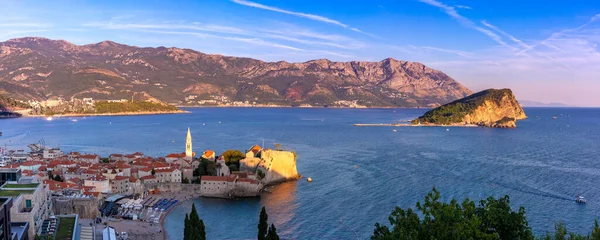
[52,174,63,182]
[151,169,156,175]
[221,150,245,170]
[266,224,280,240]
[372,188,533,240]
[185,203,206,240]
[592,220,600,240]
[258,207,269,240]
[194,158,216,177]
[184,213,190,240]
[182,177,190,184]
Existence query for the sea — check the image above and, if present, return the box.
[1,107,599,239]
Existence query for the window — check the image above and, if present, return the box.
[26,199,32,208]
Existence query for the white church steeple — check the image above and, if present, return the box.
[185,127,193,159]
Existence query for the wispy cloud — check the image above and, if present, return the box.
[419,46,473,58]
[0,23,51,28]
[231,0,375,37]
[418,0,516,50]
[455,5,471,9]
[516,13,600,56]
[481,20,528,49]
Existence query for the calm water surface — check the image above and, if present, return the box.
[2,108,600,239]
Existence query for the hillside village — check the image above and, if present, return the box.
[0,128,299,240]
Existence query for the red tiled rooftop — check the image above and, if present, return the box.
[201,175,237,182]
[113,176,129,181]
[140,175,156,180]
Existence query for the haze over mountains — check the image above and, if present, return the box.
[0,37,472,107]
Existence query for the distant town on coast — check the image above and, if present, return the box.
[0,127,299,240]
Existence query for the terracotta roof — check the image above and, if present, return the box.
[140,175,156,180]
[202,150,215,157]
[139,167,152,172]
[154,168,178,173]
[86,174,108,181]
[113,176,129,181]
[21,161,43,166]
[1,164,20,169]
[44,179,78,191]
[129,177,138,183]
[201,175,237,182]
[166,153,186,158]
[58,160,76,165]
[68,177,81,183]
[237,178,259,184]
[79,154,99,159]
[110,154,123,157]
[250,145,261,154]
[38,166,48,171]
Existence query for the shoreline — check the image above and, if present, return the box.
[353,123,479,127]
[178,105,429,109]
[22,110,189,118]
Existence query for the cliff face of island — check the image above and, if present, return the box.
[0,37,472,108]
[414,89,527,128]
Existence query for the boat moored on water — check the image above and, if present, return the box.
[576,195,586,204]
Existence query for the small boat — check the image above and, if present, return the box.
[46,116,53,121]
[392,129,397,132]
[307,177,313,182]
[552,116,558,119]
[576,195,586,204]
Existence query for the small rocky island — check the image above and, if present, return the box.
[412,88,527,128]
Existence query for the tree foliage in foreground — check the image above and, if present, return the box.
[184,203,206,240]
[373,188,600,240]
[258,206,279,240]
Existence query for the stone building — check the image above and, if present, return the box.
[154,168,182,183]
[199,175,262,198]
[84,174,110,193]
[240,146,300,185]
[52,196,100,219]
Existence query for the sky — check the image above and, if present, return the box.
[1,0,600,106]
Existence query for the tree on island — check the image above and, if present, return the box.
[258,207,279,240]
[184,203,206,240]
[221,149,245,170]
[194,158,216,178]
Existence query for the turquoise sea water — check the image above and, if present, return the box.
[2,108,600,239]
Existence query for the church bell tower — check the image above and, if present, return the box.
[185,127,192,159]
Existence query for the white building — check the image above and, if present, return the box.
[1,182,52,240]
[43,148,63,159]
[154,168,182,183]
[84,175,110,193]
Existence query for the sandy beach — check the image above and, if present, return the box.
[23,110,189,118]
[79,190,200,240]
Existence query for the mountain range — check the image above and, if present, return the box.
[0,37,472,107]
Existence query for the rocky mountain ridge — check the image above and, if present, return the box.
[0,37,472,107]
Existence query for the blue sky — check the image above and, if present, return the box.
[2,0,600,106]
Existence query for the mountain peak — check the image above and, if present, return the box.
[0,36,472,108]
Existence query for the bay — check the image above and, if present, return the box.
[1,107,599,239]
